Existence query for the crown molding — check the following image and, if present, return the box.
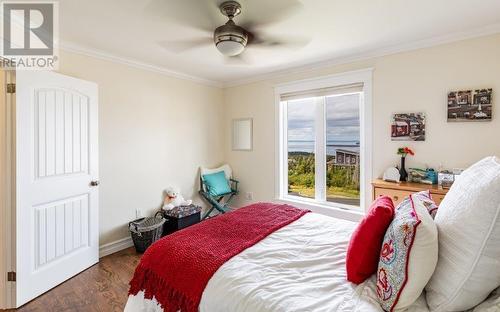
[221,23,500,88]
[60,41,224,88]
[60,23,500,90]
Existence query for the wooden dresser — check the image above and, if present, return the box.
[372,179,449,206]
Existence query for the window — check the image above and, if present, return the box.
[325,93,361,206]
[287,98,316,199]
[276,70,372,212]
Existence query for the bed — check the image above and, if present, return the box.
[124,210,500,312]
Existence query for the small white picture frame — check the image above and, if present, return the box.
[232,118,253,151]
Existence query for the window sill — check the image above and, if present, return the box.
[275,196,364,223]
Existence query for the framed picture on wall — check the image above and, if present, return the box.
[447,88,492,122]
[391,112,426,141]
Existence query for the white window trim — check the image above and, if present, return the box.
[274,68,373,220]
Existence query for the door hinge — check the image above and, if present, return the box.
[7,271,16,282]
[6,83,15,94]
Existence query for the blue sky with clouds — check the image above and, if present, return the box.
[287,94,360,142]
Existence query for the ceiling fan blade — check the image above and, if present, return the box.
[248,33,311,49]
[144,0,222,32]
[238,0,303,29]
[158,37,213,53]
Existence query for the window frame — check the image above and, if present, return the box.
[274,69,373,216]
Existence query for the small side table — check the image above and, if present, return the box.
[156,204,202,236]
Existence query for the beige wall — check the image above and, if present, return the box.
[0,69,6,308]
[1,68,15,308]
[23,34,500,246]
[58,51,225,245]
[224,34,500,209]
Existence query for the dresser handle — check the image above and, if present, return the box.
[393,195,399,201]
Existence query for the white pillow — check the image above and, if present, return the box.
[426,156,500,311]
[376,194,438,311]
[471,287,500,312]
[200,164,232,180]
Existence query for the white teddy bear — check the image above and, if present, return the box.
[162,186,192,210]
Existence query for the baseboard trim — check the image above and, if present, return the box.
[99,236,134,258]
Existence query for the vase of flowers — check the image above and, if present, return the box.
[397,147,414,182]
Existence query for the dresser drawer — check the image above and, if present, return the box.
[374,187,411,206]
[374,187,446,206]
[372,179,448,207]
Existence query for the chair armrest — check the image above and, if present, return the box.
[230,178,239,192]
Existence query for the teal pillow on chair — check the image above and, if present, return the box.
[202,171,231,196]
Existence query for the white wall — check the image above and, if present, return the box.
[58,51,225,245]
[223,34,500,210]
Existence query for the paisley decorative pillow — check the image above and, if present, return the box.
[412,190,439,218]
[376,194,438,311]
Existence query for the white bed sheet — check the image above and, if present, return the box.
[124,213,500,312]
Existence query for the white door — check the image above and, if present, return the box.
[15,70,99,307]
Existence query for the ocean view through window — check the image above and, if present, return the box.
[276,69,372,213]
[286,93,361,207]
[325,94,360,206]
[287,98,316,199]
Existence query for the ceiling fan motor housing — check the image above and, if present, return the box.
[214,20,248,45]
[214,16,248,56]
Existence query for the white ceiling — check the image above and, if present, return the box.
[60,0,500,85]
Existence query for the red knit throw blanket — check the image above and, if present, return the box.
[129,203,309,312]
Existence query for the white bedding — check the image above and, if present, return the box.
[124,213,500,312]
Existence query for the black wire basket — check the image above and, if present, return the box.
[129,215,165,253]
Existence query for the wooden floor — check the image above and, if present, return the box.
[5,247,141,312]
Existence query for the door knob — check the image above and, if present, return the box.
[90,180,100,187]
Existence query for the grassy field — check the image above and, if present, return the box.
[289,185,360,199]
[288,152,360,201]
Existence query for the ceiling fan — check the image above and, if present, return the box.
[214,1,250,56]
[158,0,309,61]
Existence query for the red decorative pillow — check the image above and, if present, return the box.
[346,196,395,284]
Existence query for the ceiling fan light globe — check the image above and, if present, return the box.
[216,40,245,56]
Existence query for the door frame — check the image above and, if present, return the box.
[0,67,16,309]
